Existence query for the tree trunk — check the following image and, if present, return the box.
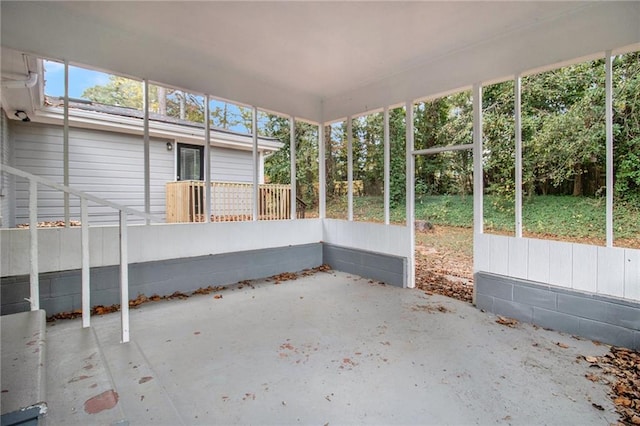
[157,86,167,115]
[573,165,583,196]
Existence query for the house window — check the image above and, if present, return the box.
[177,143,204,181]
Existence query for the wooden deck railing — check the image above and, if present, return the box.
[166,181,305,223]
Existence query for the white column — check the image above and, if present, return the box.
[290,117,297,220]
[119,211,130,343]
[605,51,614,247]
[515,76,523,238]
[319,124,326,219]
[81,197,90,327]
[204,96,211,223]
[29,180,39,310]
[384,107,390,225]
[143,80,150,225]
[473,84,484,237]
[63,60,70,227]
[347,117,354,221]
[405,102,415,289]
[252,107,259,221]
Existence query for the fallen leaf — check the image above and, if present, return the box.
[585,356,598,363]
[214,295,223,299]
[495,316,519,328]
[585,373,600,382]
[592,403,605,411]
[556,342,569,349]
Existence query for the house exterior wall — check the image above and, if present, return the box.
[8,121,255,225]
[210,146,253,183]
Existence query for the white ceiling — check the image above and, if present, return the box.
[1,1,639,122]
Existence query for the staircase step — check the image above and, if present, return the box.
[1,310,47,425]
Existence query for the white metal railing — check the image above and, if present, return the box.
[1,164,161,343]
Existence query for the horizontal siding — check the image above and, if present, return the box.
[211,146,253,183]
[12,122,173,225]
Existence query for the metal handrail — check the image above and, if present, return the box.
[1,163,161,343]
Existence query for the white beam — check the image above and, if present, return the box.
[473,84,484,236]
[252,107,259,221]
[143,79,150,225]
[383,106,390,225]
[347,116,353,221]
[515,76,523,238]
[319,124,326,219]
[205,96,211,223]
[119,211,129,343]
[81,197,90,328]
[290,117,297,220]
[405,102,415,289]
[29,180,39,311]
[413,144,474,156]
[63,60,69,227]
[605,51,613,247]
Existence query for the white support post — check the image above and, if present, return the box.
[515,75,523,238]
[290,117,297,220]
[473,84,484,235]
[605,51,614,248]
[384,107,390,225]
[319,124,326,219]
[252,107,259,221]
[119,211,130,343]
[405,102,415,289]
[204,96,211,223]
[347,117,353,221]
[143,79,150,225]
[29,180,39,311]
[63,60,70,227]
[81,197,90,328]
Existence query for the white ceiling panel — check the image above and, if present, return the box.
[2,1,639,122]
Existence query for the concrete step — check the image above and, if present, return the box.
[1,310,47,425]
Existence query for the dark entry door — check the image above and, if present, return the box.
[177,143,204,181]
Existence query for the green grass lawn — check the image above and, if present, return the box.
[327,194,640,242]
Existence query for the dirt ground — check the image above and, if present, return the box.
[414,225,474,303]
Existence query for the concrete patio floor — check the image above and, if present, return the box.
[45,270,617,425]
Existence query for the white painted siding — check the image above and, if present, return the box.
[1,219,323,275]
[11,122,173,225]
[322,219,411,258]
[210,146,253,183]
[475,233,640,302]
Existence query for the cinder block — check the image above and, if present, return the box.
[578,318,637,349]
[0,301,30,315]
[513,285,557,310]
[475,273,513,300]
[557,293,607,323]
[1,279,29,304]
[492,298,533,323]
[50,274,81,297]
[40,295,75,315]
[532,307,580,336]
[604,302,640,331]
[475,294,494,311]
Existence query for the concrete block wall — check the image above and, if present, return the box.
[323,243,406,287]
[1,241,409,316]
[2,243,323,315]
[476,272,640,350]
